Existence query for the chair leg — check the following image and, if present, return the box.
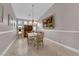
[37,42,39,49]
[42,42,44,48]
[34,42,35,47]
[27,40,29,44]
[27,38,30,45]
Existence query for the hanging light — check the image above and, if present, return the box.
[32,4,37,25]
[32,4,34,20]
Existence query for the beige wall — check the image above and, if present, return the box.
[40,3,79,31]
[0,3,16,55]
[40,3,79,50]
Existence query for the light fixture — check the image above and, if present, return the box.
[33,20,37,25]
[32,4,34,20]
[31,4,38,31]
[18,26,22,28]
[24,21,27,25]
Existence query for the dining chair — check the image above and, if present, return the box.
[27,33,32,44]
[34,31,44,49]
[27,32,37,45]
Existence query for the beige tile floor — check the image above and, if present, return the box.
[4,38,79,56]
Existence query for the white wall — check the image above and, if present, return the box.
[0,3,16,55]
[40,3,79,50]
[40,3,79,31]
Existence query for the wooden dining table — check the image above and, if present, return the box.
[28,32,37,37]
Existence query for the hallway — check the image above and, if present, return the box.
[4,37,79,56]
[1,3,79,56]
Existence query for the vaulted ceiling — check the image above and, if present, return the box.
[11,3,54,20]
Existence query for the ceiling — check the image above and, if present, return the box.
[11,3,54,20]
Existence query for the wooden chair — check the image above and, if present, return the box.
[34,31,44,49]
[27,33,32,44]
[27,32,37,45]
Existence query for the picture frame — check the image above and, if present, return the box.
[8,14,10,25]
[8,14,13,25]
[0,4,4,22]
[42,15,55,29]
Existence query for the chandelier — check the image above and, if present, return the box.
[32,4,37,25]
[31,4,38,31]
[32,4,34,20]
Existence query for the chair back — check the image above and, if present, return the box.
[37,32,44,41]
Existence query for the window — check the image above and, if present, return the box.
[24,21,27,25]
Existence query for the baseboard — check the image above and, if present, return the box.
[43,29,79,33]
[46,37,79,54]
[0,30,16,35]
[0,38,16,56]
